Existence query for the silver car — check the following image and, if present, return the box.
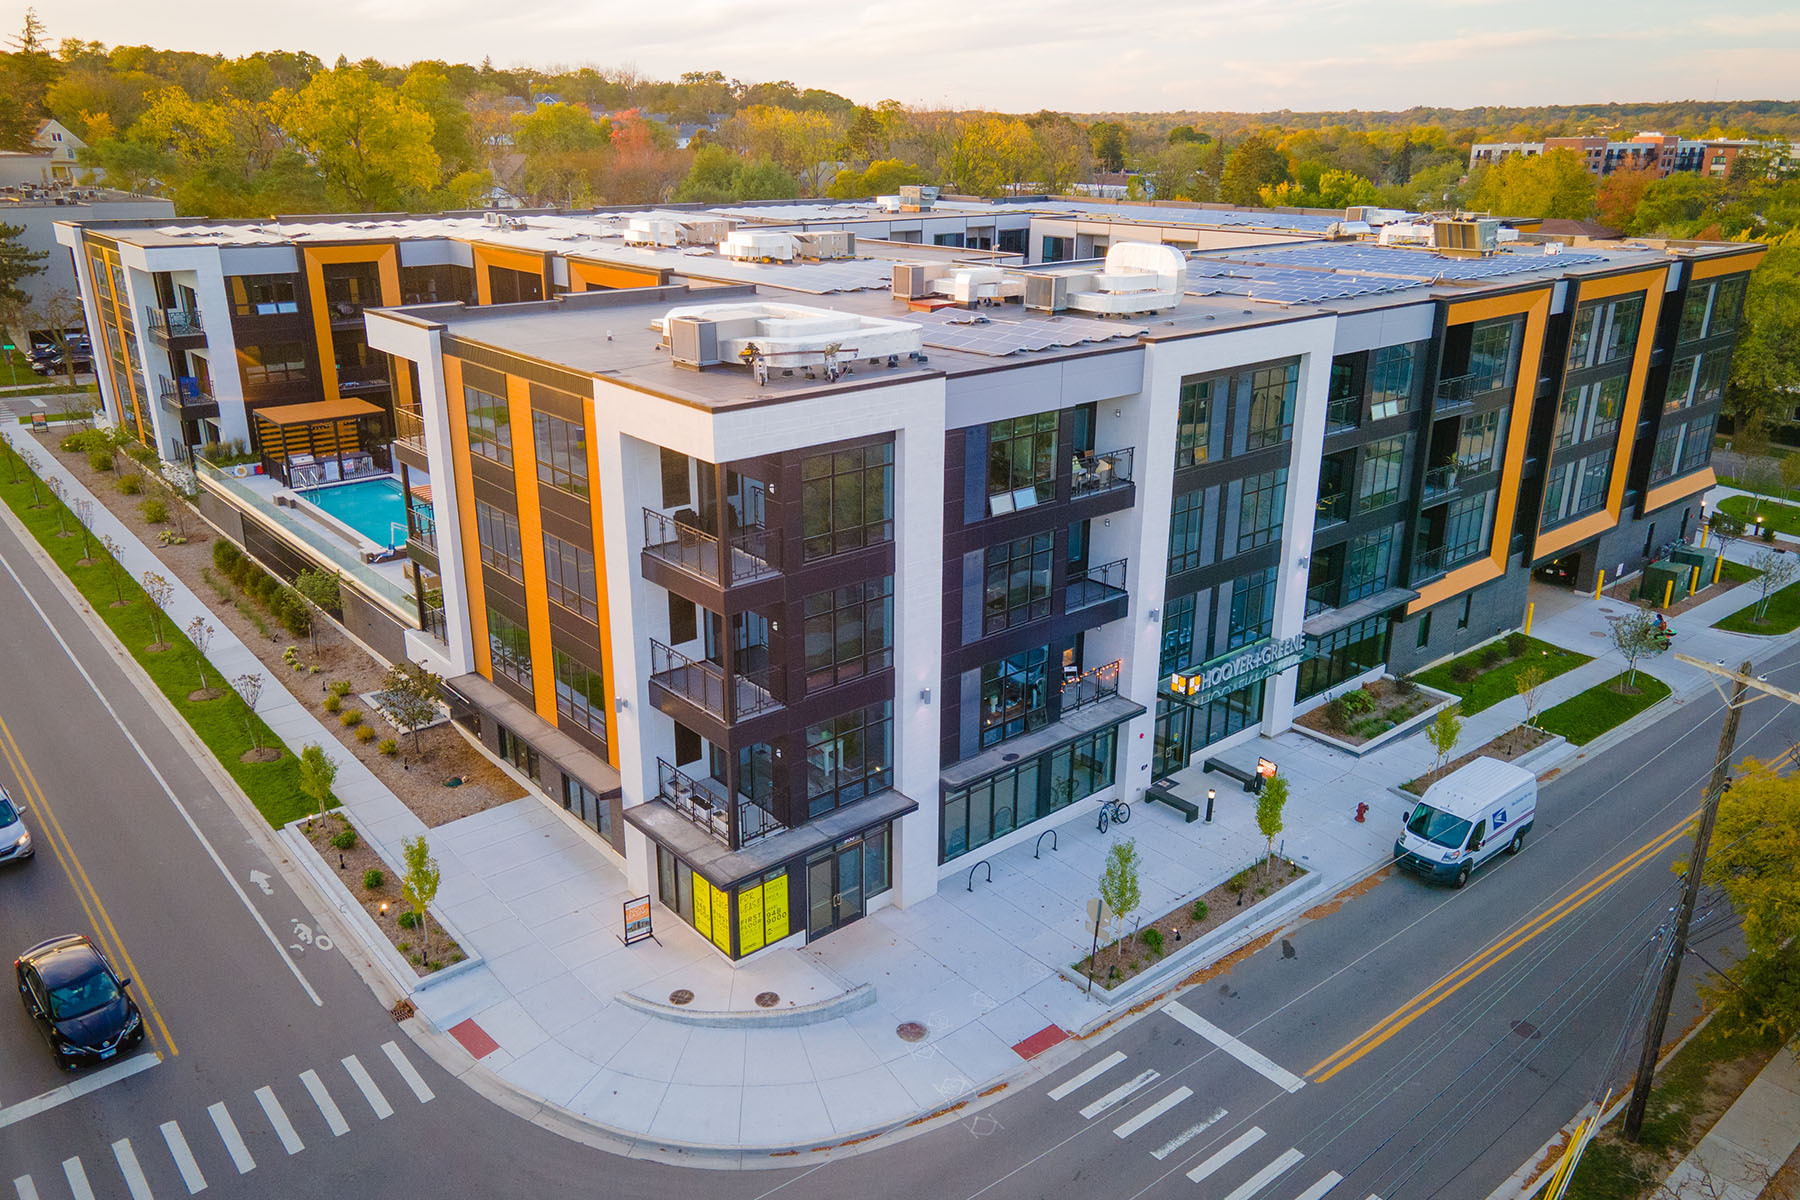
[0,785,34,864]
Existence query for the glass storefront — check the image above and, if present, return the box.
[940,726,1120,863]
[1296,616,1392,701]
[1153,679,1266,778]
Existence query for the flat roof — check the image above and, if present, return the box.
[254,397,384,425]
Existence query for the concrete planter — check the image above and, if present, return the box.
[1385,730,1571,804]
[1291,681,1460,758]
[613,982,878,1029]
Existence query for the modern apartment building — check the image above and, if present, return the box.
[57,201,1759,960]
[1469,131,1797,179]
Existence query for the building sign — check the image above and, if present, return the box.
[622,895,654,946]
[738,883,766,956]
[764,873,790,942]
[1169,635,1308,706]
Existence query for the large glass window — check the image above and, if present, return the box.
[464,384,513,465]
[1651,423,1683,482]
[552,648,606,744]
[1598,295,1643,365]
[1665,356,1699,412]
[1357,437,1406,512]
[475,500,523,579]
[980,648,1050,747]
[801,442,893,561]
[1176,377,1212,467]
[487,609,532,687]
[1711,276,1746,336]
[1227,567,1276,650]
[1296,615,1391,701]
[1694,354,1730,408]
[805,703,892,816]
[1566,303,1600,370]
[533,411,589,497]
[1444,494,1489,565]
[1678,282,1713,344]
[1160,592,1197,676]
[940,727,1118,863]
[1542,461,1572,526]
[1468,319,1520,392]
[228,274,298,316]
[240,342,307,385]
[1680,415,1716,473]
[1369,344,1419,419]
[1237,469,1287,553]
[983,534,1052,633]
[1588,377,1626,439]
[1573,453,1611,517]
[1245,363,1299,449]
[543,531,598,621]
[804,577,893,689]
[1344,528,1393,603]
[1456,410,1503,473]
[1168,489,1206,574]
[986,412,1059,514]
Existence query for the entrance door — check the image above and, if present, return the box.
[805,842,865,940]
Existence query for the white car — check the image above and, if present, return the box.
[0,786,34,864]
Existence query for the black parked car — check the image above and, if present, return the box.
[15,934,144,1068]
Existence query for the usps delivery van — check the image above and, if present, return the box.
[1394,757,1536,888]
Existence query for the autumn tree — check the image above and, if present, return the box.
[1088,121,1127,173]
[278,67,440,210]
[0,220,45,305]
[947,116,1034,198]
[1220,134,1290,207]
[824,157,928,199]
[1467,148,1596,219]
[512,102,610,206]
[1595,160,1658,230]
[1704,760,1800,1039]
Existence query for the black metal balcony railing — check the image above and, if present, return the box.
[1305,582,1338,617]
[422,602,447,640]
[1410,544,1451,584]
[157,376,213,408]
[1071,447,1134,498]
[649,639,783,723]
[1421,464,1459,500]
[1435,371,1507,412]
[1325,396,1360,433]
[642,508,781,586]
[144,306,202,339]
[1066,558,1128,613]
[1316,489,1349,526]
[656,759,786,850]
[408,503,437,552]
[1062,659,1121,715]
[336,361,391,391]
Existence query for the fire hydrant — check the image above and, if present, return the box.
[1354,801,1370,823]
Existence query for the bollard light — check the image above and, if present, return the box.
[1205,788,1217,823]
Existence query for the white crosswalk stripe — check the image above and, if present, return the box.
[1163,1002,1306,1093]
[1047,1051,1126,1100]
[1186,1127,1266,1183]
[60,1160,93,1200]
[161,1120,208,1194]
[1153,1107,1228,1161]
[301,1069,350,1137]
[255,1086,304,1155]
[1220,1147,1305,1200]
[1079,1070,1160,1119]
[112,1139,153,1200]
[208,1102,255,1174]
[342,1055,393,1120]
[382,1040,434,1103]
[1291,1172,1344,1200]
[1113,1086,1192,1139]
[13,1176,39,1200]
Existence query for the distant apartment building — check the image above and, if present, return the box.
[56,199,1758,959]
[1469,130,1796,179]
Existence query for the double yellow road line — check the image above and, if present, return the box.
[0,708,177,1058]
[1307,815,1693,1084]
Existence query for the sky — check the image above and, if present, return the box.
[31,0,1800,113]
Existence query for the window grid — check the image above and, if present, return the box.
[1456,410,1502,473]
[1357,437,1406,512]
[465,385,513,465]
[983,534,1053,634]
[1244,363,1299,449]
[1237,469,1287,553]
[1344,529,1393,604]
[980,648,1050,748]
[1369,343,1418,420]
[1443,494,1489,566]
[804,577,894,689]
[1176,377,1212,466]
[542,531,598,621]
[1227,567,1276,650]
[1168,489,1206,574]
[1160,593,1197,676]
[801,442,894,561]
[805,703,893,817]
[487,609,532,687]
[532,410,589,497]
[475,500,523,580]
[552,648,606,744]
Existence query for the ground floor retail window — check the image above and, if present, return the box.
[655,847,795,959]
[1153,679,1265,778]
[1296,616,1392,701]
[940,727,1119,863]
[561,776,612,841]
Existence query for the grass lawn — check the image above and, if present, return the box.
[1717,494,1800,538]
[0,444,310,826]
[1413,635,1592,715]
[1714,577,1800,635]
[1718,558,1761,584]
[1536,672,1672,746]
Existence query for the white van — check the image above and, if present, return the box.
[1394,757,1536,888]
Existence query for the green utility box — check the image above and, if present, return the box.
[1667,543,1719,589]
[1640,560,1691,606]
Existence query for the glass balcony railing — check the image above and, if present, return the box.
[1422,464,1459,499]
[655,758,786,850]
[407,503,436,552]
[1061,659,1121,714]
[642,508,781,586]
[1435,372,1507,412]
[1071,447,1134,499]
[1305,583,1338,617]
[1316,489,1349,526]
[1066,558,1128,613]
[335,361,391,391]
[1410,544,1450,583]
[648,639,783,723]
[1325,396,1360,433]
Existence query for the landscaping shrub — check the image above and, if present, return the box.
[138,497,167,524]
[1323,697,1348,731]
[329,680,354,698]
[1506,631,1528,657]
[61,429,107,453]
[1395,676,1419,697]
[329,827,357,851]
[355,724,376,743]
[1340,687,1374,717]
[1450,662,1478,684]
[362,868,384,891]
[127,443,158,466]
[1141,927,1164,958]
[1480,646,1503,668]
[340,709,363,728]
[1190,899,1208,922]
[272,589,309,637]
[116,473,141,495]
[322,693,342,714]
[213,540,241,573]
[86,447,113,471]
[378,738,398,756]
[397,910,419,930]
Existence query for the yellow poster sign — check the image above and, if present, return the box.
[709,881,732,954]
[738,883,765,956]
[693,874,711,936]
[763,873,789,942]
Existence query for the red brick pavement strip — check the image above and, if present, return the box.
[450,1018,501,1059]
[1011,1024,1070,1060]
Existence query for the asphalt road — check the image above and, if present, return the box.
[0,473,1777,1200]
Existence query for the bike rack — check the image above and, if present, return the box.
[967,859,992,892]
[1035,829,1059,859]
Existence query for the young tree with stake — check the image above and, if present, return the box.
[299,744,339,823]
[1099,839,1141,966]
[45,476,68,536]
[375,660,442,756]
[185,616,218,698]
[402,834,442,966]
[1751,549,1799,622]
[1256,771,1288,877]
[97,534,127,605]
[1607,609,1670,689]
[294,568,341,654]
[1428,704,1463,782]
[141,571,175,651]
[233,673,267,754]
[73,496,95,562]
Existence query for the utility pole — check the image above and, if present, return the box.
[1623,657,1751,1141]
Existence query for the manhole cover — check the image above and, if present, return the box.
[1511,1020,1542,1039]
[668,989,694,1006]
[896,1021,928,1042]
[755,991,780,1008]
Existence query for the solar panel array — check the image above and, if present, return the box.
[1016,199,1348,233]
[1181,261,1427,305]
[910,310,1146,356]
[1217,241,1608,281]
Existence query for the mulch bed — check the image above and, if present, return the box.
[298,811,464,976]
[1294,677,1437,744]
[1603,576,1752,616]
[1075,856,1309,988]
[1402,725,1553,795]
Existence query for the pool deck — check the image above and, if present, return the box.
[297,475,410,550]
[221,471,413,596]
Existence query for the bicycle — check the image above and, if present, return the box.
[1097,796,1131,833]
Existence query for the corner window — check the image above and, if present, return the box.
[1244,363,1298,450]
[533,411,589,497]
[1369,344,1419,420]
[804,703,892,816]
[801,442,893,561]
[983,534,1053,634]
[1176,377,1212,467]
[803,577,894,689]
[986,412,1059,515]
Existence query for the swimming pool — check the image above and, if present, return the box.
[298,477,408,548]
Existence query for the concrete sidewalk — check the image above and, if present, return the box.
[1662,1045,1800,1200]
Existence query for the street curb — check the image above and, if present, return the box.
[1384,732,1571,805]
[614,982,878,1028]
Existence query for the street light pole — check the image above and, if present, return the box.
[1622,657,1752,1141]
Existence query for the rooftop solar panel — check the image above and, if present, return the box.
[1209,241,1608,281]
[910,310,1145,356]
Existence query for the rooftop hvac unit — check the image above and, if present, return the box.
[1433,218,1501,256]
[1022,273,1069,313]
[794,230,855,260]
[666,316,721,371]
[898,185,938,210]
[483,210,509,228]
[891,263,930,300]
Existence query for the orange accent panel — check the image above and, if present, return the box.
[442,356,491,681]
[506,372,558,724]
[569,259,666,292]
[1690,251,1764,281]
[1645,468,1715,514]
[301,244,401,404]
[1410,287,1551,615]
[582,403,619,769]
[1533,510,1611,560]
[470,242,551,305]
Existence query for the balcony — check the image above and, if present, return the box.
[325,298,371,328]
[1325,396,1360,434]
[407,502,436,552]
[1315,488,1349,527]
[1435,372,1508,414]
[144,306,202,344]
[648,639,783,725]
[1421,464,1460,500]
[642,508,782,587]
[1061,659,1121,715]
[422,600,447,641]
[335,361,391,393]
[1305,582,1338,617]
[655,759,786,851]
[1066,557,1129,613]
[1409,544,1450,584]
[157,376,218,417]
[393,407,427,454]
[1071,447,1133,500]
